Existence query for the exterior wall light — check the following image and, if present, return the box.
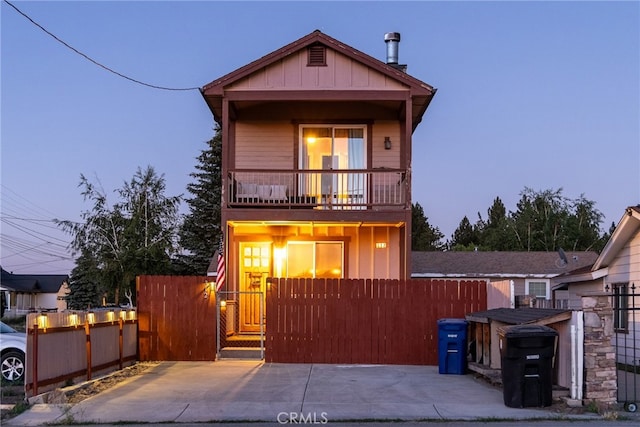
[37,313,48,330]
[384,136,392,150]
[376,242,387,249]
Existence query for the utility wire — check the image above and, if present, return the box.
[3,0,201,92]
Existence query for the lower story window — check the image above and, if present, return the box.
[612,283,629,332]
[286,241,343,278]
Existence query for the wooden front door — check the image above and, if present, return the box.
[239,242,270,332]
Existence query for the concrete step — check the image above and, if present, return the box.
[218,347,263,359]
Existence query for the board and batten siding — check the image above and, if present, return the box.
[372,121,401,169]
[607,229,640,288]
[235,122,294,169]
[228,48,408,91]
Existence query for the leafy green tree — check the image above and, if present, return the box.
[564,194,605,251]
[176,129,223,274]
[57,166,181,305]
[411,203,444,251]
[510,187,569,251]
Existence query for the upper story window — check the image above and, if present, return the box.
[525,279,550,300]
[307,45,326,66]
[299,125,367,204]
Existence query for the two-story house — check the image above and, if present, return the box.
[201,31,435,332]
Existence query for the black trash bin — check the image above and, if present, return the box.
[499,324,558,408]
[437,318,468,375]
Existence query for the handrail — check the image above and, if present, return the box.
[227,169,407,210]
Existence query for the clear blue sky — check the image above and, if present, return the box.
[1,1,638,274]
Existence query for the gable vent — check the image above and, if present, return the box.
[307,45,326,66]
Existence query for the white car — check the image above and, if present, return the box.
[1,321,26,382]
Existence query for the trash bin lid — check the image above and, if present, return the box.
[499,324,557,338]
[437,318,468,325]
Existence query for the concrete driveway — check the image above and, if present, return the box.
[6,360,602,425]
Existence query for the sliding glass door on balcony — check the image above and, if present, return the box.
[300,126,366,208]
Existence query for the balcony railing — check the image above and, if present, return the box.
[228,169,406,210]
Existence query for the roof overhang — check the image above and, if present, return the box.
[592,206,640,270]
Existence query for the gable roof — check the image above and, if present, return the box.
[592,205,640,271]
[0,268,68,293]
[411,251,599,279]
[201,30,436,129]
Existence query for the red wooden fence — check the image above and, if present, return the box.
[265,278,487,365]
[137,275,217,361]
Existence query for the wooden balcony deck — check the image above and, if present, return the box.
[227,169,407,210]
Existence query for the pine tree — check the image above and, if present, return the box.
[411,203,445,251]
[176,128,223,274]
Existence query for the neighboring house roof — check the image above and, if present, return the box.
[466,307,571,325]
[201,30,436,131]
[0,268,68,293]
[411,251,598,279]
[592,205,640,271]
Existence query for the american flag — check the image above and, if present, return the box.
[215,239,225,292]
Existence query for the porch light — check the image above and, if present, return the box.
[376,242,387,249]
[384,136,392,150]
[220,300,227,309]
[274,247,287,277]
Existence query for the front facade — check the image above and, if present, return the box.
[201,31,435,333]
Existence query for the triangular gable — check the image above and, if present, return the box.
[201,30,436,129]
[592,206,640,270]
[202,30,434,95]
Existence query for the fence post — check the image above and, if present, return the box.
[32,319,39,396]
[85,318,92,381]
[119,317,124,370]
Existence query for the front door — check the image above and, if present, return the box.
[239,242,270,332]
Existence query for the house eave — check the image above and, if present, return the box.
[593,206,640,270]
[411,273,557,279]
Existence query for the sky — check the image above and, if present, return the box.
[1,0,638,275]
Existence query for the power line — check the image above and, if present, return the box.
[3,0,201,92]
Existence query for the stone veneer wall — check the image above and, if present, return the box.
[581,293,617,405]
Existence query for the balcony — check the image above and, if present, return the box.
[227,169,407,210]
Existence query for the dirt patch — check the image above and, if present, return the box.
[63,361,160,404]
[0,361,160,421]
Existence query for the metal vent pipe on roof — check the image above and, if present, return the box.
[384,32,401,64]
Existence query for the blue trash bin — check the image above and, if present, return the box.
[438,318,468,374]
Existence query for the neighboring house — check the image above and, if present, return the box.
[552,206,640,370]
[0,268,69,317]
[200,30,436,333]
[552,205,640,308]
[411,251,598,309]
